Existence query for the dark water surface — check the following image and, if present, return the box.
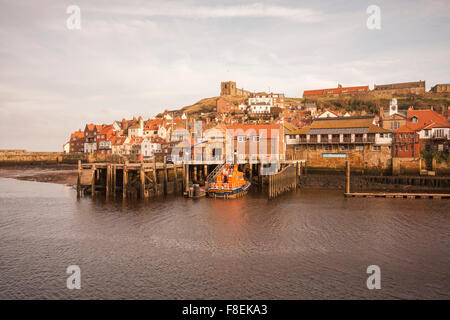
[0,177,449,299]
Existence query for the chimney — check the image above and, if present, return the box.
[338,83,342,88]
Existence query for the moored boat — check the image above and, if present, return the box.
[207,164,251,199]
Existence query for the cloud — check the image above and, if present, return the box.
[87,2,325,23]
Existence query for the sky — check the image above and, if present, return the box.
[0,0,449,151]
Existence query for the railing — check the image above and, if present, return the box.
[206,163,226,183]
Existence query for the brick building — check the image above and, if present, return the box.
[392,126,419,158]
[69,130,85,153]
[303,84,369,98]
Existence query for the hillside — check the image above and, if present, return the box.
[168,93,450,118]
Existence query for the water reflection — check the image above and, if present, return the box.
[0,177,449,299]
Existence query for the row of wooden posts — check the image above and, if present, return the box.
[77,159,307,200]
[268,162,303,199]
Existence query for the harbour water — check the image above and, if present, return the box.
[0,177,449,299]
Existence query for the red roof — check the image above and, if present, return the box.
[70,130,84,140]
[407,109,450,131]
[395,125,415,133]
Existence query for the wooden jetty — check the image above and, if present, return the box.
[76,159,305,200]
[77,158,185,199]
[344,192,450,199]
[344,161,450,200]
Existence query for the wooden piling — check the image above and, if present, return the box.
[112,165,116,197]
[91,164,96,199]
[346,161,350,194]
[185,163,189,194]
[153,157,158,196]
[106,164,111,198]
[173,164,178,194]
[163,156,168,195]
[77,160,81,198]
[140,166,145,199]
[123,161,128,198]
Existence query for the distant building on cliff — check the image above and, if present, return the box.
[220,81,251,97]
[429,83,450,93]
[302,84,369,98]
[373,81,425,95]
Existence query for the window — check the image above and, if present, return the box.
[253,136,260,142]
[237,136,246,142]
[405,145,408,151]
[411,116,418,123]
[340,145,348,151]
[425,130,429,137]
[373,146,381,151]
[325,145,332,151]
[391,122,399,130]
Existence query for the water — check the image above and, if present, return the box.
[0,177,449,299]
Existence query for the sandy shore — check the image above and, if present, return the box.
[0,164,78,185]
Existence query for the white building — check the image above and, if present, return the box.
[317,110,338,118]
[248,93,272,114]
[141,138,163,158]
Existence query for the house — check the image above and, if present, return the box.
[127,118,144,138]
[392,126,419,158]
[407,109,450,152]
[63,142,70,153]
[317,110,339,118]
[380,99,407,130]
[126,136,144,155]
[144,119,163,136]
[286,117,392,170]
[225,123,285,164]
[111,136,128,155]
[96,125,115,154]
[216,96,236,114]
[84,124,103,153]
[69,129,85,153]
[141,137,164,158]
[248,93,272,114]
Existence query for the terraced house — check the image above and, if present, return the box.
[286,117,392,172]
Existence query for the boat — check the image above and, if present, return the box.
[207,164,251,199]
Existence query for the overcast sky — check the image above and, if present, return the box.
[0,0,449,151]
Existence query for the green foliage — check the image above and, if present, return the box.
[420,150,450,163]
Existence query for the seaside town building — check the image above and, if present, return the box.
[286,117,392,171]
[392,126,420,158]
[83,124,103,153]
[69,130,85,153]
[406,109,450,152]
[430,83,450,93]
[373,81,426,96]
[303,84,369,98]
[220,81,251,97]
[379,99,407,130]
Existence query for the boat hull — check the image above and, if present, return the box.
[207,182,251,199]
